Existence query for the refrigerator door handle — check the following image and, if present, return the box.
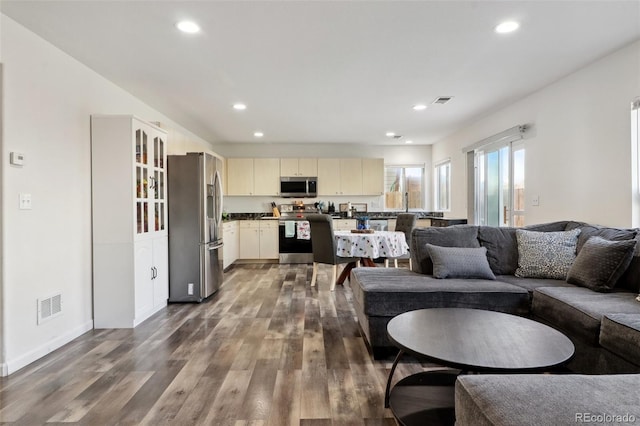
[208,242,224,251]
[214,170,223,226]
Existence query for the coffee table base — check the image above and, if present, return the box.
[388,370,458,426]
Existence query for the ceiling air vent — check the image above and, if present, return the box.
[433,96,453,105]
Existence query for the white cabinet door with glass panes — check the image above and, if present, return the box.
[135,123,167,239]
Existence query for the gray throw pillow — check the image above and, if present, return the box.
[426,244,496,280]
[515,228,581,279]
[478,227,518,275]
[574,226,637,253]
[411,226,480,275]
[566,236,637,292]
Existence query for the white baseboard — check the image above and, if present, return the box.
[1,320,94,377]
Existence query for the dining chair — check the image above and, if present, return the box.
[388,213,417,269]
[307,214,359,291]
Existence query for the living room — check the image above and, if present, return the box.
[0,1,639,424]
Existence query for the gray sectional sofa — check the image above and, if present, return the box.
[349,220,640,425]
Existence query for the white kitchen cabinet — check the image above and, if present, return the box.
[317,158,363,196]
[333,219,357,231]
[389,218,430,231]
[223,221,240,268]
[226,158,280,195]
[317,159,341,195]
[254,158,280,195]
[340,158,363,195]
[280,158,318,177]
[226,158,254,195]
[91,115,168,328]
[258,220,279,259]
[362,158,384,195]
[417,219,432,228]
[239,221,260,259]
[239,220,279,260]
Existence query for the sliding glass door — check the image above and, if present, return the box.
[475,142,525,227]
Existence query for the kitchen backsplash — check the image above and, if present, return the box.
[223,195,387,214]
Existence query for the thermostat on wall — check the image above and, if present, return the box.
[10,152,24,166]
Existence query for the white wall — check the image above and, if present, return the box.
[0,15,216,375]
[214,143,433,213]
[432,40,640,228]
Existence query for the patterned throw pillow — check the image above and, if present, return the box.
[426,244,496,280]
[515,228,581,279]
[566,236,637,292]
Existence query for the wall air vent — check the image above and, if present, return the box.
[433,96,454,105]
[37,293,62,324]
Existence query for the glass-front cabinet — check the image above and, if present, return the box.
[91,115,169,328]
[135,126,167,238]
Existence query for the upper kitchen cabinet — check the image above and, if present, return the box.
[226,158,280,196]
[227,158,254,195]
[280,158,318,177]
[362,158,384,195]
[318,158,363,196]
[254,158,280,195]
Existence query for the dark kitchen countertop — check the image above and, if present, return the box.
[223,211,446,221]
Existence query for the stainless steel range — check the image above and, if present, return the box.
[278,203,319,264]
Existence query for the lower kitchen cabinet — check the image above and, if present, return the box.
[388,218,431,231]
[259,221,279,259]
[333,219,356,231]
[417,219,432,228]
[239,220,278,260]
[223,221,239,268]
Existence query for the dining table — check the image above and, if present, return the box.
[334,230,409,284]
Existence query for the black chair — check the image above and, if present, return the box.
[388,213,417,268]
[307,214,359,291]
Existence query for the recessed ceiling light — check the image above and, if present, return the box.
[495,21,520,34]
[233,103,247,111]
[413,104,427,111]
[176,20,200,34]
[405,140,413,144]
[254,131,264,138]
[386,132,396,137]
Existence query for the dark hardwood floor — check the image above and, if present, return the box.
[0,264,438,425]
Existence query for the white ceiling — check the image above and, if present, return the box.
[2,1,639,145]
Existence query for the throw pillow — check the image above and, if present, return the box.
[515,228,581,279]
[566,236,637,292]
[574,225,637,253]
[411,226,480,275]
[478,227,518,275]
[426,244,496,280]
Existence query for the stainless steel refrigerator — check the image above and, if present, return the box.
[167,152,223,302]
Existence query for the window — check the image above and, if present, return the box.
[434,160,451,211]
[384,166,424,210]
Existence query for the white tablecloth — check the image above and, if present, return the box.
[334,230,409,258]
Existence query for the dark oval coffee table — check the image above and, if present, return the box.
[385,308,575,426]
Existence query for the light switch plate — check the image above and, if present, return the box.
[10,152,25,166]
[19,193,32,210]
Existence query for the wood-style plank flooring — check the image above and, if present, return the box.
[0,264,440,425]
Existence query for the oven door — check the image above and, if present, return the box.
[278,220,313,263]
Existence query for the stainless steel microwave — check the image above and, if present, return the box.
[280,177,317,198]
